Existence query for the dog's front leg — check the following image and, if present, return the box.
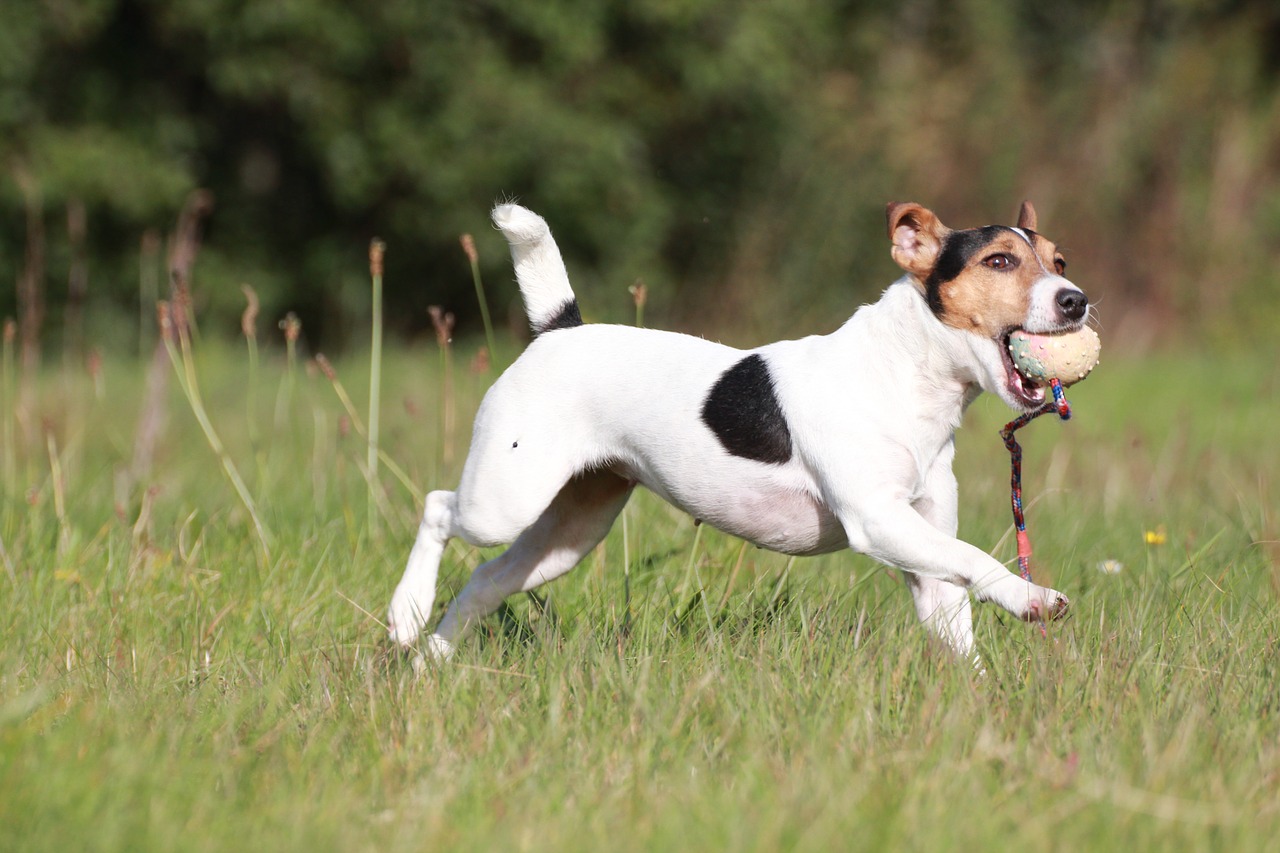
[837,498,1069,623]
[903,573,978,663]
[908,453,979,663]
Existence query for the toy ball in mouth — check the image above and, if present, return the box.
[1008,326,1101,387]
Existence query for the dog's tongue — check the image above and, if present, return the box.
[1010,364,1045,403]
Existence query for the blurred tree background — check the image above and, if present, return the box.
[2,0,1278,355]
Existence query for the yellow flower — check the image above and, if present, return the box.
[1144,527,1167,546]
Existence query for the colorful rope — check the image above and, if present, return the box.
[999,377,1071,588]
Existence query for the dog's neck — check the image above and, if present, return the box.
[836,280,985,427]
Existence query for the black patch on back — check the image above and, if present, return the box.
[701,354,793,464]
[922,225,1007,315]
[536,299,583,335]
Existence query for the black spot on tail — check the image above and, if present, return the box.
[701,354,793,464]
[536,299,583,336]
[923,225,1007,314]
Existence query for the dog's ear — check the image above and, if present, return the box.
[1016,200,1037,231]
[886,202,948,278]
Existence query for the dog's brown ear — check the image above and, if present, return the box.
[1016,200,1037,231]
[886,202,948,278]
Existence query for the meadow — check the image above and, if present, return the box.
[1,330,1278,851]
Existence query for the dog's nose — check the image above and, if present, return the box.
[1056,288,1088,321]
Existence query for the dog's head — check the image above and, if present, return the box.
[886,200,1090,411]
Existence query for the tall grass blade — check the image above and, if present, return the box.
[2,319,14,495]
[0,531,12,584]
[428,307,456,468]
[621,507,631,641]
[274,312,301,432]
[14,166,44,378]
[44,426,70,559]
[129,191,213,495]
[629,281,647,328]
[460,234,498,367]
[138,230,161,356]
[64,199,88,367]
[314,354,422,504]
[367,239,385,533]
[160,301,273,558]
[240,284,261,454]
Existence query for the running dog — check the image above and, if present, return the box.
[388,201,1088,663]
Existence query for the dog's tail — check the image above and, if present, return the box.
[492,203,583,336]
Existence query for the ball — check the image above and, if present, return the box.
[1008,326,1100,386]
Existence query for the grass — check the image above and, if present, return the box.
[1,335,1278,852]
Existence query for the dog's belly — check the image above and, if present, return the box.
[702,490,848,556]
[613,463,847,557]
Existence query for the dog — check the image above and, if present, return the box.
[387,200,1088,664]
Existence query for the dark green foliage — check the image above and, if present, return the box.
[2,0,1278,349]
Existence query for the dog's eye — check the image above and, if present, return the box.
[1054,257,1067,275]
[983,254,1014,270]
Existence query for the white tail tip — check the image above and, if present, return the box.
[492,204,550,244]
[491,201,578,335]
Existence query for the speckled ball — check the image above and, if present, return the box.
[1008,326,1101,386]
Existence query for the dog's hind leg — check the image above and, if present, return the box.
[388,489,460,647]
[389,430,586,649]
[426,470,634,658]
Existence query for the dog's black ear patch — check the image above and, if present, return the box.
[701,354,793,464]
[536,299,583,336]
[923,226,1006,314]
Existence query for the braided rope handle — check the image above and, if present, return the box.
[999,378,1071,583]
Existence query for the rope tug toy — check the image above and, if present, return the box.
[999,327,1101,625]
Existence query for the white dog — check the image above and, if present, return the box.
[388,201,1087,663]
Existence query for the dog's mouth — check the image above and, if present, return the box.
[998,328,1046,408]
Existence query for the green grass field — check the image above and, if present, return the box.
[2,337,1278,851]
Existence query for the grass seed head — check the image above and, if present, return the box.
[279,312,301,344]
[240,285,260,340]
[314,353,336,381]
[428,305,455,347]
[629,280,648,309]
[156,301,172,337]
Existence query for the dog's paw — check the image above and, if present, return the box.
[425,634,456,660]
[1022,587,1070,622]
[407,635,457,676]
[978,577,1070,623]
[387,593,429,647]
